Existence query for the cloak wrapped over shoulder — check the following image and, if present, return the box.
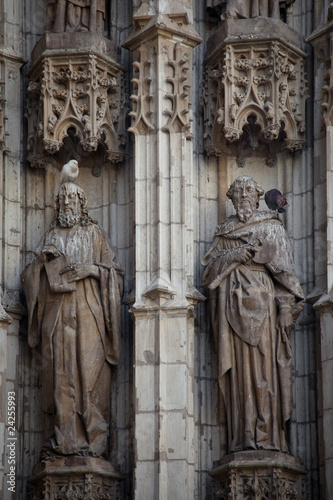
[202,212,305,346]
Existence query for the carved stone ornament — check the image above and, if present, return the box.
[203,19,308,163]
[210,451,306,500]
[122,7,201,137]
[28,456,123,500]
[26,33,126,169]
[321,32,333,126]
[0,76,9,152]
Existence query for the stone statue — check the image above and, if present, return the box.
[202,176,304,453]
[217,0,295,19]
[45,0,106,33]
[21,160,123,459]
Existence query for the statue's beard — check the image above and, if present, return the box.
[236,200,256,222]
[58,210,81,228]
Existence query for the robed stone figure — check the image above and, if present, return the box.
[21,160,123,459]
[206,0,295,19]
[202,176,304,453]
[46,0,106,33]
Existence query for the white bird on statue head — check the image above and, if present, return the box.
[60,159,79,185]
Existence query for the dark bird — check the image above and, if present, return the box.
[264,189,288,213]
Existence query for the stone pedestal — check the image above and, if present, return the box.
[28,456,124,500]
[210,451,306,499]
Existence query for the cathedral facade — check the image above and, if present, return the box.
[0,1,332,498]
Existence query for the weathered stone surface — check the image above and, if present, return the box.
[21,161,124,460]
[28,456,123,500]
[210,450,306,499]
[202,176,304,454]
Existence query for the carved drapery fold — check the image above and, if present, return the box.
[203,20,307,163]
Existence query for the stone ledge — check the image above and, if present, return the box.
[30,456,123,480]
[211,450,306,474]
[206,18,304,64]
[30,32,120,68]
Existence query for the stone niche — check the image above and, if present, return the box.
[210,451,306,500]
[26,32,126,172]
[202,18,308,167]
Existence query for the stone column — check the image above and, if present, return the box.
[123,3,202,499]
[313,119,333,498]
[308,25,333,498]
[0,307,13,500]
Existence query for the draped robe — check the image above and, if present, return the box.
[21,222,123,458]
[202,212,304,453]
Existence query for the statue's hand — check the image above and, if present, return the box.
[277,307,293,341]
[41,245,62,262]
[231,246,253,263]
[60,264,99,282]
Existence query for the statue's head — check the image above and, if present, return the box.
[51,160,96,229]
[58,182,88,228]
[227,176,264,222]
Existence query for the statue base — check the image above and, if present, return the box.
[28,456,124,500]
[209,451,306,499]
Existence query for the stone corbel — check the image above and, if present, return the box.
[203,19,308,164]
[26,34,126,170]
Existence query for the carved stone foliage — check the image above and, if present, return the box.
[210,452,306,500]
[129,39,193,137]
[26,47,126,169]
[0,71,9,152]
[164,42,193,137]
[129,44,154,134]
[124,8,201,137]
[203,36,307,163]
[29,472,121,500]
[28,457,123,500]
[322,33,333,126]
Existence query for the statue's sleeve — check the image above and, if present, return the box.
[21,258,45,348]
[265,222,305,321]
[98,228,124,365]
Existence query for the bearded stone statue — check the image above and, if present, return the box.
[202,176,304,453]
[21,160,123,459]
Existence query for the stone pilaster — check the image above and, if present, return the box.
[123,4,202,499]
[308,18,333,500]
[0,306,13,500]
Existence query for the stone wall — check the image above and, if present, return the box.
[0,0,331,499]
